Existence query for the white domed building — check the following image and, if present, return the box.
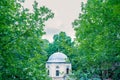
[46,52,72,80]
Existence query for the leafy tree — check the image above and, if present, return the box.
[0,0,53,80]
[73,0,120,79]
[46,32,74,60]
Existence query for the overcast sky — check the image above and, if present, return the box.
[23,0,86,42]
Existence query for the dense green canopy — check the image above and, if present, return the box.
[0,0,53,80]
[73,0,120,79]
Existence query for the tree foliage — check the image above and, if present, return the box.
[73,0,120,79]
[46,32,74,57]
[0,0,53,80]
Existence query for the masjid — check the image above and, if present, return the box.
[46,52,72,80]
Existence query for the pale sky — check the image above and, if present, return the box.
[23,0,87,42]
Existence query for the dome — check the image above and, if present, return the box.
[47,52,69,62]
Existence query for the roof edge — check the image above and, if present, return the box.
[46,62,71,64]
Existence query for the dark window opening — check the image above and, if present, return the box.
[56,70,59,76]
[66,68,69,74]
[48,70,49,75]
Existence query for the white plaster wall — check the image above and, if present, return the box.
[46,63,71,80]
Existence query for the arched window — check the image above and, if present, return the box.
[66,68,69,74]
[56,66,59,69]
[56,70,59,76]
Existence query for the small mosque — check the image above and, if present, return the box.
[46,52,72,80]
